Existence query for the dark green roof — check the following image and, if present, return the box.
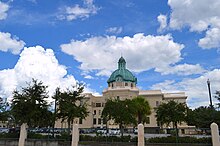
[107,57,137,83]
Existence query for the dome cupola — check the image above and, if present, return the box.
[107,57,137,85]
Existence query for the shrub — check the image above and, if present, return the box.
[27,132,50,139]
[0,133,19,138]
[147,136,211,144]
[79,135,136,142]
[55,132,71,140]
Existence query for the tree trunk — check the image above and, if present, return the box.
[174,122,178,144]
[119,123,124,137]
[138,112,142,124]
[175,122,178,137]
[67,119,71,140]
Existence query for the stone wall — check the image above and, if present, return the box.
[0,139,69,146]
[0,140,212,146]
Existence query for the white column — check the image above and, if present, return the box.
[138,124,144,146]
[211,122,220,146]
[18,123,27,146]
[71,124,79,146]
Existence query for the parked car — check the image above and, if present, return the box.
[96,129,107,135]
[108,129,120,135]
[9,127,20,133]
[0,128,9,133]
[133,128,138,134]
[80,128,95,134]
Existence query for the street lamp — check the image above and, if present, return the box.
[207,79,213,108]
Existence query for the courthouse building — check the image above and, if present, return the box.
[55,57,188,133]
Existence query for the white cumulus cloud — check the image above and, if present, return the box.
[0,1,9,20]
[157,14,167,32]
[198,27,220,49]
[0,32,25,54]
[151,69,220,108]
[0,46,97,102]
[60,33,204,77]
[106,27,123,34]
[156,64,206,76]
[164,0,220,49]
[58,0,99,21]
[168,0,220,31]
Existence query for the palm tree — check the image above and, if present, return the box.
[132,96,151,124]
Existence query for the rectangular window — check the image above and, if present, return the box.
[156,101,160,107]
[93,110,96,115]
[98,118,102,125]
[99,110,101,115]
[93,118,96,125]
[145,117,150,124]
[96,103,101,107]
[79,118,83,124]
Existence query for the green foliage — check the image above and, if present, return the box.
[11,79,51,128]
[80,135,94,141]
[185,107,195,126]
[132,96,151,124]
[0,97,9,122]
[186,106,220,128]
[102,98,136,136]
[215,90,220,108]
[0,132,19,138]
[79,135,137,142]
[53,84,89,130]
[155,100,187,129]
[27,132,51,139]
[55,131,71,140]
[148,136,211,144]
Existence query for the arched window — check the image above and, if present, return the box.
[131,83,133,88]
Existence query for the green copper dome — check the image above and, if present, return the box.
[107,57,137,84]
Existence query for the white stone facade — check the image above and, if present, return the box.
[55,57,188,131]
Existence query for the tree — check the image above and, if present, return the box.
[186,106,220,129]
[102,98,136,136]
[11,79,51,128]
[53,84,88,134]
[132,96,151,124]
[155,100,187,136]
[0,97,9,124]
[215,90,220,108]
[185,107,195,126]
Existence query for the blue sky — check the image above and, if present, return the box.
[0,0,220,108]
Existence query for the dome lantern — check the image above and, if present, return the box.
[118,56,126,69]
